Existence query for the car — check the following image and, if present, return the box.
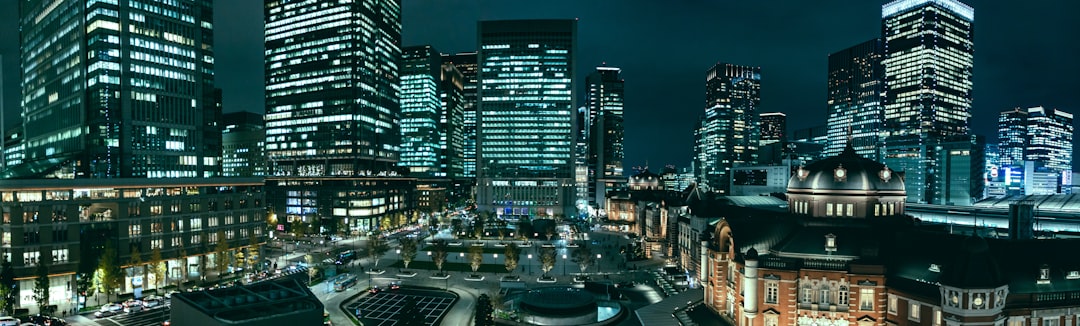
[389,282,400,290]
[0,316,19,326]
[369,286,381,294]
[26,315,67,326]
[95,303,123,318]
[162,320,171,326]
[164,291,180,299]
[142,296,165,308]
[124,303,144,313]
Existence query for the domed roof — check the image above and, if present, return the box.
[940,236,1007,288]
[630,169,660,182]
[787,145,904,194]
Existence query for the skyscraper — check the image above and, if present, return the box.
[826,38,885,160]
[222,112,266,177]
[695,63,761,193]
[998,107,1074,181]
[439,62,466,180]
[759,112,786,147]
[881,0,974,203]
[400,45,448,178]
[265,0,413,234]
[16,0,219,179]
[586,66,625,209]
[476,19,577,218]
[442,53,478,180]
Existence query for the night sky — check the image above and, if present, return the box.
[2,0,1078,169]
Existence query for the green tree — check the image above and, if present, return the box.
[475,294,494,326]
[431,240,448,274]
[472,217,486,239]
[149,247,165,289]
[33,260,50,314]
[98,241,122,302]
[539,246,556,276]
[0,259,16,315]
[571,245,595,274]
[199,232,210,282]
[468,245,484,274]
[380,216,393,231]
[398,238,418,270]
[214,230,230,278]
[247,235,261,271]
[290,219,307,237]
[503,243,520,275]
[177,247,188,289]
[367,235,390,270]
[545,223,556,241]
[515,219,533,240]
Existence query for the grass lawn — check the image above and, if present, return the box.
[388,260,516,274]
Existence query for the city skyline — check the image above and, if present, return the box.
[1,0,1079,169]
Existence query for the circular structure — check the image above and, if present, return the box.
[786,145,907,218]
[518,288,598,325]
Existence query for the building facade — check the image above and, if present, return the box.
[695,63,762,193]
[881,0,975,204]
[222,112,265,177]
[758,112,786,147]
[0,178,266,313]
[586,66,626,210]
[264,0,413,233]
[17,0,220,179]
[476,20,577,218]
[400,45,464,179]
[997,107,1074,194]
[441,53,478,180]
[826,39,885,160]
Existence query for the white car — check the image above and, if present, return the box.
[95,303,124,318]
[0,316,19,326]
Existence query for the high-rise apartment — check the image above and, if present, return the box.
[264,0,414,233]
[759,112,786,147]
[586,66,625,209]
[17,0,220,179]
[694,63,761,193]
[476,19,577,218]
[881,0,974,203]
[826,39,884,160]
[442,53,478,179]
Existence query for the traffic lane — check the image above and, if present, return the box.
[97,305,170,326]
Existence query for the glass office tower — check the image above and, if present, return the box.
[17,0,219,179]
[264,0,414,234]
[399,46,443,177]
[264,0,402,177]
[442,53,478,180]
[826,38,884,160]
[476,19,577,218]
[881,0,974,203]
[586,66,625,209]
[998,107,1074,180]
[695,63,761,193]
[758,112,786,147]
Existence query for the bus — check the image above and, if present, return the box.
[333,274,358,292]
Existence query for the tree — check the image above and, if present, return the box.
[199,233,210,281]
[33,260,49,314]
[468,245,484,274]
[539,246,556,276]
[129,245,143,287]
[572,245,595,274]
[503,243,520,275]
[177,247,189,289]
[290,219,307,237]
[0,259,16,315]
[98,241,122,302]
[336,218,348,237]
[399,238,418,270]
[150,247,165,289]
[367,235,390,270]
[431,240,448,274]
[472,216,486,239]
[515,219,533,240]
[545,224,556,241]
[380,216,393,231]
[214,230,230,278]
[475,294,494,326]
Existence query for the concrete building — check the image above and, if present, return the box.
[222,112,265,177]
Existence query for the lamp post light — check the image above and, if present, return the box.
[527,254,533,275]
[596,254,602,274]
[562,254,567,275]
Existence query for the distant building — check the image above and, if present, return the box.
[3,126,23,171]
[997,107,1074,193]
[695,63,762,193]
[826,38,885,160]
[729,165,791,196]
[222,112,265,177]
[400,46,465,179]
[933,135,985,205]
[17,0,221,178]
[586,66,626,209]
[881,0,975,204]
[442,53,478,180]
[171,278,323,326]
[476,20,577,218]
[758,112,786,147]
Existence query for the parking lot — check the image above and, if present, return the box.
[345,288,456,326]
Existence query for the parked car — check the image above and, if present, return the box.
[142,296,165,308]
[123,303,144,313]
[369,286,381,294]
[389,282,400,290]
[95,303,123,318]
[0,316,19,326]
[25,315,66,326]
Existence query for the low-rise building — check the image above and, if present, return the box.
[170,277,323,326]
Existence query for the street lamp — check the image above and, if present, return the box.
[596,254,602,274]
[527,254,533,275]
[562,254,567,275]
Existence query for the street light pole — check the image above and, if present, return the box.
[596,254,602,275]
[562,254,567,276]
